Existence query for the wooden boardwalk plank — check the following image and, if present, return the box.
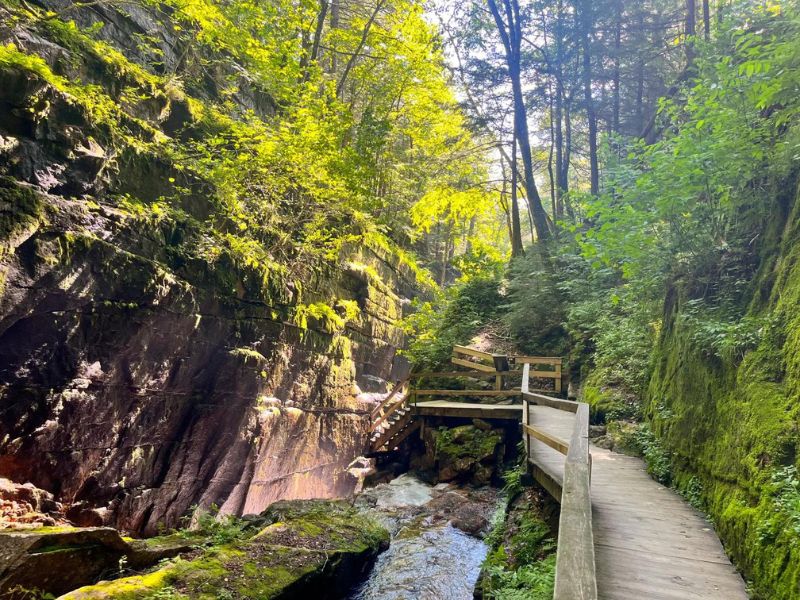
[527,406,748,600]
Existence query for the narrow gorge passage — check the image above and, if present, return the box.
[2,0,800,597]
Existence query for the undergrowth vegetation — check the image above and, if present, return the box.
[479,466,556,600]
[402,275,504,369]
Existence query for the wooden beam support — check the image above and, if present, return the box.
[529,461,563,503]
[514,356,563,365]
[413,402,523,420]
[410,370,523,378]
[527,369,562,379]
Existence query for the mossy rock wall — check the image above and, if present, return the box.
[645,182,800,599]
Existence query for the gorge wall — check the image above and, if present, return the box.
[645,177,800,599]
[0,2,419,535]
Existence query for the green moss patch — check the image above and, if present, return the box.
[63,500,389,600]
[435,425,503,462]
[0,176,44,258]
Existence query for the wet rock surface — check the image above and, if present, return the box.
[0,0,419,536]
[0,172,412,535]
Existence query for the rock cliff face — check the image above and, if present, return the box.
[0,2,418,535]
[645,179,800,599]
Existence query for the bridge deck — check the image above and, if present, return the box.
[528,405,748,600]
[412,400,523,420]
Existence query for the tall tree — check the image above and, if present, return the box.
[686,0,697,62]
[577,0,599,195]
[487,0,552,241]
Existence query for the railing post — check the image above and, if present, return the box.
[522,363,530,454]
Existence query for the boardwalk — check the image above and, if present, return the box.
[369,347,748,599]
[529,405,748,600]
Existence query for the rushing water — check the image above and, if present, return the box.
[349,474,496,600]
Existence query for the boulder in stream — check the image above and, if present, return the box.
[0,527,129,598]
[419,424,506,485]
[62,499,389,599]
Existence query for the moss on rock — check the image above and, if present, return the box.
[62,500,389,600]
[425,423,506,485]
[645,192,800,599]
[0,176,43,259]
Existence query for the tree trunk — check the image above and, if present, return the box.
[578,0,599,195]
[612,1,621,134]
[337,0,385,98]
[562,100,574,219]
[510,132,524,256]
[465,215,477,254]
[554,0,566,216]
[487,0,552,241]
[307,0,329,78]
[548,81,557,218]
[330,0,340,72]
[686,0,697,63]
[499,153,514,244]
[702,0,710,39]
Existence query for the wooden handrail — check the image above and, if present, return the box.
[410,370,524,378]
[522,363,597,600]
[514,356,563,365]
[451,357,496,372]
[523,390,579,413]
[523,423,569,455]
[369,379,409,422]
[414,389,519,397]
[452,344,494,359]
[372,393,409,428]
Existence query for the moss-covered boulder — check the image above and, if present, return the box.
[0,526,129,598]
[62,500,389,600]
[125,534,201,570]
[421,423,506,485]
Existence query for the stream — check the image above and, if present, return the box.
[349,474,501,600]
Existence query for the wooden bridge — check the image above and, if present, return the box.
[367,346,748,599]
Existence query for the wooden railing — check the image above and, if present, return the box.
[522,363,597,600]
[514,355,568,394]
[451,345,510,390]
[409,369,521,402]
[369,379,409,425]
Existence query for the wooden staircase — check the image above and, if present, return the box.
[367,381,420,454]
